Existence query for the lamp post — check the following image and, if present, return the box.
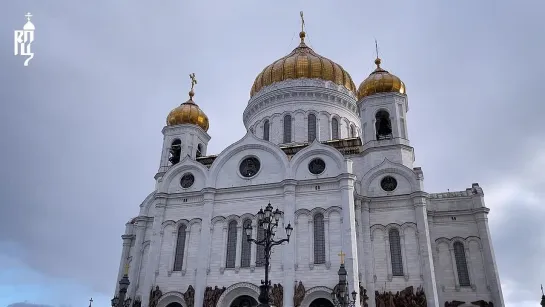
[112,264,131,307]
[244,202,293,307]
[331,251,357,307]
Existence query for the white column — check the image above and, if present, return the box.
[115,233,133,294]
[250,220,257,269]
[339,170,360,307]
[400,231,409,280]
[128,218,147,298]
[308,219,314,268]
[220,225,228,271]
[412,195,439,307]
[360,199,375,306]
[140,203,166,305]
[282,181,296,307]
[324,217,331,267]
[182,228,191,274]
[194,189,216,307]
[235,224,243,271]
[354,201,364,281]
[449,246,460,289]
[384,232,392,281]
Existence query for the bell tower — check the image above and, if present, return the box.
[156,73,211,177]
[356,57,414,168]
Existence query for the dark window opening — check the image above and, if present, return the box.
[263,120,270,141]
[169,139,182,165]
[375,110,393,140]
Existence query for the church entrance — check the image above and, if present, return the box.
[309,298,334,307]
[165,303,183,307]
[229,295,258,307]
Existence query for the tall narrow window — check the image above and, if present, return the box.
[350,125,356,138]
[196,144,203,158]
[308,114,317,142]
[173,224,187,271]
[169,139,182,165]
[331,118,339,139]
[240,219,252,268]
[313,213,326,264]
[263,120,270,141]
[375,110,393,140]
[389,228,404,276]
[283,115,292,143]
[453,242,471,286]
[226,220,237,268]
[256,227,265,267]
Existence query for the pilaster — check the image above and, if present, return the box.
[194,189,216,307]
[282,181,296,307]
[411,195,439,307]
[128,218,147,298]
[140,203,166,305]
[339,171,361,307]
[115,233,133,294]
[360,199,375,306]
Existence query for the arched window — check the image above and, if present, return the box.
[240,219,252,268]
[283,115,292,143]
[313,213,326,264]
[263,120,270,141]
[375,110,393,140]
[389,228,403,276]
[173,224,187,271]
[331,118,339,140]
[226,220,237,268]
[256,226,265,267]
[169,139,182,165]
[308,114,317,142]
[453,241,471,286]
[196,144,203,158]
[350,125,356,138]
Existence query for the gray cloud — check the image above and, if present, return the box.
[0,0,543,306]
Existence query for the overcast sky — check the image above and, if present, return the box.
[1,1,544,307]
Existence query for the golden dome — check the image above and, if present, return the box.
[250,31,357,97]
[166,90,210,131]
[357,58,406,100]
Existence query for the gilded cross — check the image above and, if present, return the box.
[189,73,197,91]
[338,251,346,264]
[89,298,93,307]
[375,39,379,59]
[25,12,32,21]
[300,11,305,32]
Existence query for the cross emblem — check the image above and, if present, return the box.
[338,251,346,264]
[25,12,32,21]
[89,298,93,307]
[190,73,197,91]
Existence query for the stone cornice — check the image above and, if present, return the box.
[428,207,490,216]
[161,124,211,141]
[243,79,359,126]
[357,92,408,111]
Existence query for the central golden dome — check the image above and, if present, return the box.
[250,31,356,97]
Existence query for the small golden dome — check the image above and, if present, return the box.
[250,31,356,97]
[357,58,406,100]
[166,89,210,131]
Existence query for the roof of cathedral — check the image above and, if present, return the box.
[357,58,406,100]
[249,30,356,98]
[166,74,210,131]
[195,137,362,168]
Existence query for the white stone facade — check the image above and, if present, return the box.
[114,79,504,307]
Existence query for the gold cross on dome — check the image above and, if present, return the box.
[300,11,305,32]
[124,263,130,275]
[338,251,346,264]
[189,73,197,91]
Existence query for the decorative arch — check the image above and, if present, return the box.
[310,207,327,219]
[295,208,311,218]
[139,191,157,216]
[157,291,186,307]
[325,206,342,218]
[215,282,260,307]
[289,139,346,177]
[161,220,177,232]
[158,156,210,193]
[207,131,290,186]
[300,286,334,307]
[361,158,419,195]
[174,219,191,232]
[225,214,241,225]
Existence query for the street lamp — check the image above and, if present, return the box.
[245,202,293,307]
[112,263,131,307]
[331,252,357,307]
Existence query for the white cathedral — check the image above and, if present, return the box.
[114,18,504,307]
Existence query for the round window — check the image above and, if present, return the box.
[308,158,326,175]
[380,176,397,192]
[239,157,261,178]
[180,173,195,188]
